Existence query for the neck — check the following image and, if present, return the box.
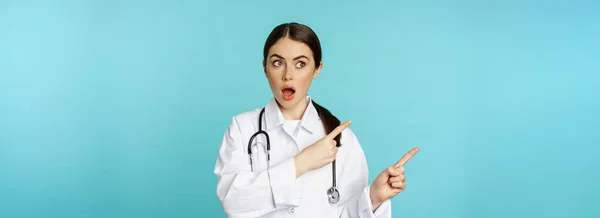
[278,96,309,120]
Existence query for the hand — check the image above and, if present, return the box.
[294,120,352,177]
[369,147,420,210]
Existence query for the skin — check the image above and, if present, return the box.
[263,37,321,120]
[263,36,420,212]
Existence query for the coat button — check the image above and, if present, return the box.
[289,208,295,214]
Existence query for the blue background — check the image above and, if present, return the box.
[1,0,599,217]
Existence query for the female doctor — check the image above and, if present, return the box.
[214,22,419,218]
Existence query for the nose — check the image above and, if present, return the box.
[283,67,293,81]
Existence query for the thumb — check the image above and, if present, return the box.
[377,167,393,181]
[387,167,401,177]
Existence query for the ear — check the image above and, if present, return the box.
[262,60,267,74]
[312,62,323,79]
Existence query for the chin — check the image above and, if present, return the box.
[276,96,299,108]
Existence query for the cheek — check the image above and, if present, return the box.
[264,68,279,80]
[265,70,281,89]
[296,70,315,91]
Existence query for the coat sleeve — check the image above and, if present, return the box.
[336,129,392,218]
[214,117,300,218]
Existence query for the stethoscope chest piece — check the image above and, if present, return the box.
[250,107,343,205]
[327,187,340,204]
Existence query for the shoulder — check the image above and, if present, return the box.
[224,107,263,134]
[340,127,363,150]
[341,127,357,141]
[231,108,261,124]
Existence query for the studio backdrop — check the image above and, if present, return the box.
[1,0,598,217]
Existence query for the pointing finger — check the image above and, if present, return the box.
[325,120,352,140]
[394,147,420,168]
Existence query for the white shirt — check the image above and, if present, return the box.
[214,96,392,218]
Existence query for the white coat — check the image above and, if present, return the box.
[214,96,392,218]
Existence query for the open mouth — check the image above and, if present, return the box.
[281,85,296,100]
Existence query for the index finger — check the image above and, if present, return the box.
[325,120,352,140]
[393,147,420,168]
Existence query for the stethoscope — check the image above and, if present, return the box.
[247,108,340,204]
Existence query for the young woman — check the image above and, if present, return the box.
[214,22,419,218]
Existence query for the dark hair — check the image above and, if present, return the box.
[263,22,343,146]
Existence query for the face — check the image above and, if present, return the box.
[263,37,322,110]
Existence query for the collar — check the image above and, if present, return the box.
[264,95,321,134]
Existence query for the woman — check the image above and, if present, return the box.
[214,22,419,218]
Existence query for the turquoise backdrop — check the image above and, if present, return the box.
[1,0,598,217]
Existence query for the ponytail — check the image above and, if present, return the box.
[312,100,343,147]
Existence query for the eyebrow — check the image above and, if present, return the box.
[269,54,310,61]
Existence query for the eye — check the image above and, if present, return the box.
[295,61,305,68]
[273,60,282,67]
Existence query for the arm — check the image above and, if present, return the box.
[214,117,301,218]
[336,130,392,218]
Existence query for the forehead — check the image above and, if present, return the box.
[268,37,313,59]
